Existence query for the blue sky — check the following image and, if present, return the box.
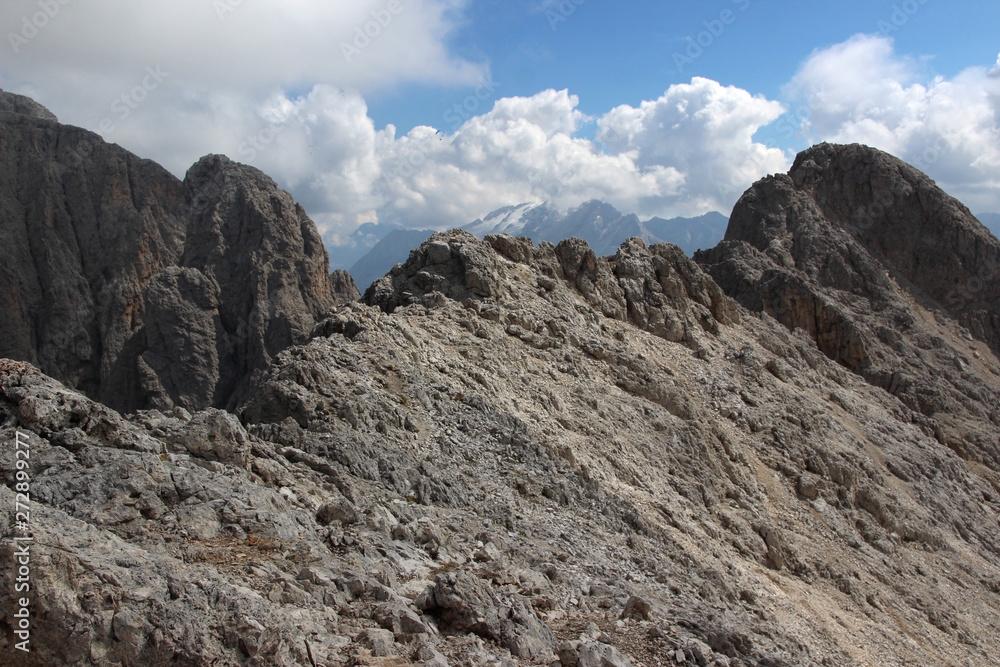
[1,0,998,243]
[369,0,1000,138]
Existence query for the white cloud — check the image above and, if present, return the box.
[6,4,995,247]
[597,77,789,214]
[785,34,1000,213]
[0,1,793,238]
[247,82,786,234]
[0,0,484,175]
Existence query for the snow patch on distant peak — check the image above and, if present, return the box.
[465,201,549,236]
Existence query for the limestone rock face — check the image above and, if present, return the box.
[0,89,59,122]
[171,154,339,410]
[419,571,556,659]
[0,93,189,407]
[698,142,1000,467]
[0,93,347,412]
[364,230,736,352]
[331,268,362,304]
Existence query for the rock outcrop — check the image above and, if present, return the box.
[698,142,1000,467]
[331,269,362,304]
[364,230,736,353]
[0,92,355,413]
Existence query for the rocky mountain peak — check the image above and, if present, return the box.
[364,229,736,353]
[789,143,999,347]
[699,141,1000,466]
[0,88,59,122]
[0,105,354,414]
[727,143,999,340]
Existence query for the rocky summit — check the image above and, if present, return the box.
[0,92,358,414]
[1,97,1000,667]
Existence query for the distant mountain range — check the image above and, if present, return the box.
[328,221,410,271]
[464,200,728,256]
[349,227,438,293]
[347,201,729,290]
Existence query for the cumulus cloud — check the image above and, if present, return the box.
[372,88,691,228]
[234,81,787,234]
[0,0,793,238]
[0,0,484,175]
[597,78,789,214]
[5,3,995,245]
[785,34,1000,212]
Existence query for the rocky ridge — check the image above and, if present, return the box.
[1,102,1000,666]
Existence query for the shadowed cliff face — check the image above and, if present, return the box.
[697,142,1000,467]
[0,92,358,413]
[0,94,189,404]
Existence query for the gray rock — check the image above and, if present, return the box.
[161,408,254,469]
[331,269,362,304]
[413,641,451,666]
[420,571,556,660]
[797,474,821,500]
[357,628,397,657]
[0,88,59,121]
[0,96,346,414]
[576,641,634,667]
[621,595,653,621]
[316,497,360,525]
[697,142,1000,469]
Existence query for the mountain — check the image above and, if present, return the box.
[463,201,558,237]
[349,228,435,292]
[348,203,728,293]
[0,91,358,413]
[643,211,729,255]
[978,212,1000,237]
[700,142,1000,366]
[465,200,728,255]
[3,91,1000,667]
[328,221,413,272]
